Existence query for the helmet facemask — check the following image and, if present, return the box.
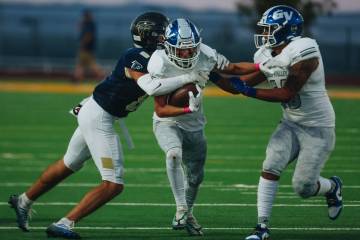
[254,23,283,48]
[165,39,201,69]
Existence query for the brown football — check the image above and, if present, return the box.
[167,83,199,107]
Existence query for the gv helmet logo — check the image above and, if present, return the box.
[272,10,293,21]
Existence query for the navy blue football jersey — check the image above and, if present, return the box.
[93,48,150,117]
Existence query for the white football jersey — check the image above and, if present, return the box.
[148,43,217,131]
[254,37,335,127]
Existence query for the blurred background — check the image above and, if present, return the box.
[0,0,359,84]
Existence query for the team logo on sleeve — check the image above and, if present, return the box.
[131,60,143,71]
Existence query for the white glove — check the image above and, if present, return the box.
[195,71,209,88]
[183,71,209,85]
[216,53,230,70]
[258,61,275,78]
[188,84,203,112]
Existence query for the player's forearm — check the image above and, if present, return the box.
[155,105,188,117]
[137,74,190,96]
[220,62,259,75]
[240,71,266,87]
[254,88,295,102]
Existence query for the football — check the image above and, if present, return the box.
[167,83,199,107]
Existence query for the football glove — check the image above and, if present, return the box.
[216,52,230,70]
[188,85,203,112]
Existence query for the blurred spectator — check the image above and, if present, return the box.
[74,9,104,83]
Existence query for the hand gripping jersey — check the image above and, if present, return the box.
[148,43,217,131]
[254,37,335,127]
[93,48,150,117]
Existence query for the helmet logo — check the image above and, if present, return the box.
[136,21,155,36]
[272,10,293,21]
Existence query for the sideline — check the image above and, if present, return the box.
[1,81,360,99]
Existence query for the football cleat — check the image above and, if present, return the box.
[245,223,270,240]
[172,211,187,230]
[46,223,81,239]
[8,194,31,232]
[326,176,343,220]
[185,214,203,236]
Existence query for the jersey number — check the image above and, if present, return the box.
[125,95,148,112]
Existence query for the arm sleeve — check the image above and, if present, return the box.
[137,74,190,96]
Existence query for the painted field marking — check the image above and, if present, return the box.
[0,226,359,231]
[0,202,359,207]
[1,182,360,189]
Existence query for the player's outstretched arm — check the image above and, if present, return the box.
[230,58,319,102]
[208,71,265,94]
[219,62,260,75]
[137,72,207,96]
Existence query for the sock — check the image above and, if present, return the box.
[18,193,33,209]
[166,148,187,212]
[317,176,333,196]
[56,217,75,229]
[257,176,279,225]
[186,184,199,215]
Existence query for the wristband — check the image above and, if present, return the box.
[255,63,260,71]
[183,107,192,113]
[229,77,257,97]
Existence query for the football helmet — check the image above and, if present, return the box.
[130,12,169,52]
[254,5,304,48]
[164,18,201,69]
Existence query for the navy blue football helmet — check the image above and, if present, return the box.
[130,12,169,52]
[164,18,201,69]
[254,5,304,48]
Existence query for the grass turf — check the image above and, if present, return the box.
[0,91,359,239]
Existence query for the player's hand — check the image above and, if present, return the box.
[188,85,202,112]
[195,71,209,88]
[184,71,209,87]
[258,61,275,77]
[216,53,230,70]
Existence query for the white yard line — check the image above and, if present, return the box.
[0,202,359,207]
[1,182,360,189]
[2,166,360,174]
[0,226,359,231]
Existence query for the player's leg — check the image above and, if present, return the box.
[46,97,124,239]
[73,50,87,83]
[153,120,188,229]
[89,58,105,81]
[9,127,90,232]
[292,126,342,219]
[246,121,299,240]
[181,129,207,236]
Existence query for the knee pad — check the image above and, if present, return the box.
[292,178,317,198]
[166,148,182,169]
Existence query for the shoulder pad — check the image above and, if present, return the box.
[147,50,166,77]
[254,47,271,63]
[200,43,217,61]
[284,37,320,66]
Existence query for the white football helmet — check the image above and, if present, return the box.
[164,18,201,69]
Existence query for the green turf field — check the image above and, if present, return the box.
[0,91,359,239]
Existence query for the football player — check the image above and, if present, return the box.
[210,5,343,240]
[8,12,207,239]
[137,18,265,236]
